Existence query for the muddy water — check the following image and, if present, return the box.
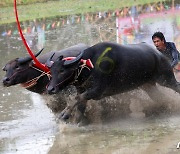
[1,1,180,154]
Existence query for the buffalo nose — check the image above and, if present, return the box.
[47,85,56,94]
[2,77,10,84]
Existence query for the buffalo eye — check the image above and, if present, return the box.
[15,65,20,70]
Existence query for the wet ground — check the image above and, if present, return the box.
[1,1,180,154]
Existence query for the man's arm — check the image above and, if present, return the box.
[170,42,179,67]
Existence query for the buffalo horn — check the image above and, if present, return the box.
[46,53,55,68]
[18,48,44,64]
[63,50,84,66]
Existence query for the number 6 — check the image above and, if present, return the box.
[96,47,115,74]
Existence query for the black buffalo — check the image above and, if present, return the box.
[2,44,89,94]
[47,42,180,122]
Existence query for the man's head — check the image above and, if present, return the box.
[152,32,166,51]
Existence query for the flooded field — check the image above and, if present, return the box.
[1,1,180,154]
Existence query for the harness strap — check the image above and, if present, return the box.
[31,66,51,80]
[55,63,93,87]
[63,57,94,69]
[75,64,90,81]
[20,66,51,89]
[72,64,91,85]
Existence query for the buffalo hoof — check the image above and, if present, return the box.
[58,106,72,121]
[58,104,89,126]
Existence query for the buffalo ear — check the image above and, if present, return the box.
[29,61,34,67]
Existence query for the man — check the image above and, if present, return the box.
[152,31,180,69]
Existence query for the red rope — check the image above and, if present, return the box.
[14,0,50,73]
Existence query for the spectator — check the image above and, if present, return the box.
[152,31,180,70]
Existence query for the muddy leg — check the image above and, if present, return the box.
[141,83,173,116]
[157,72,180,94]
[58,96,89,125]
[59,84,106,124]
[141,83,168,103]
[157,60,180,94]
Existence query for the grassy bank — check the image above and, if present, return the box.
[0,0,50,7]
[0,0,168,25]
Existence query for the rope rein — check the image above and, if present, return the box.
[74,64,90,82]
[21,66,51,89]
[54,63,91,88]
[31,66,51,80]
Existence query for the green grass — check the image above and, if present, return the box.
[0,0,168,25]
[0,0,49,7]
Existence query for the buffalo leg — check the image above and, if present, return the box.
[157,59,180,94]
[59,85,105,122]
[141,83,172,104]
[141,83,174,116]
[157,70,180,94]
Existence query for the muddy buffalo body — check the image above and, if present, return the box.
[47,42,180,124]
[2,44,89,112]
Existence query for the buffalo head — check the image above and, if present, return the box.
[47,51,84,94]
[2,49,43,87]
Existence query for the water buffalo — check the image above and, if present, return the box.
[2,44,89,113]
[2,44,89,94]
[47,42,180,123]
